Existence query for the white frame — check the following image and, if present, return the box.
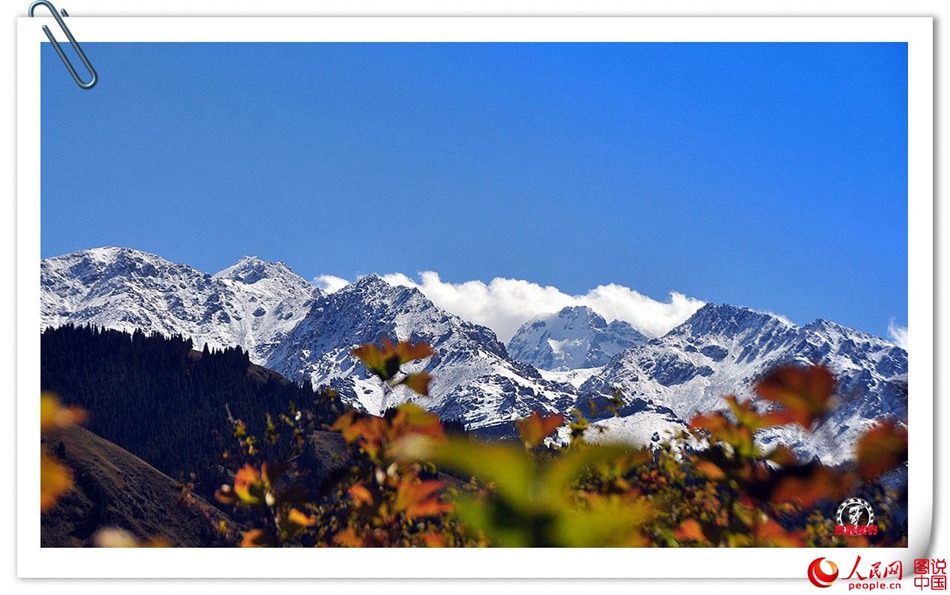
[16,16,934,579]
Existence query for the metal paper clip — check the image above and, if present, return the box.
[28,0,97,90]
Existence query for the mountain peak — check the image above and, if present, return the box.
[80,246,154,260]
[355,273,388,286]
[551,305,608,329]
[343,274,424,299]
[803,318,845,333]
[673,302,793,339]
[336,273,390,295]
[43,247,203,286]
[214,256,304,286]
[508,305,647,371]
[51,246,175,267]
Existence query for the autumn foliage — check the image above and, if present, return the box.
[40,393,86,511]
[203,339,908,548]
[44,336,909,548]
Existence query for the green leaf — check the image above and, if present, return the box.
[553,494,651,547]
[434,438,533,511]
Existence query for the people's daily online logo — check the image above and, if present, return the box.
[808,557,840,588]
[807,555,905,589]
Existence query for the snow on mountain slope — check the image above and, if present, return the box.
[579,303,907,463]
[41,247,319,362]
[583,412,685,448]
[211,255,319,361]
[265,275,577,430]
[40,248,908,461]
[508,305,647,370]
[538,366,604,389]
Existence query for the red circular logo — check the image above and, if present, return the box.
[808,557,839,588]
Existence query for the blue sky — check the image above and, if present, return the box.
[41,42,908,340]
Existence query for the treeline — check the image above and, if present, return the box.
[41,324,344,499]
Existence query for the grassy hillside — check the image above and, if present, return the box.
[41,424,237,547]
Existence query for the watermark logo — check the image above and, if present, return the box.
[806,555,906,589]
[835,497,877,536]
[808,557,839,588]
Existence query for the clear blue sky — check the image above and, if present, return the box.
[41,42,908,338]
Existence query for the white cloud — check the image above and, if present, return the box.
[313,274,350,294]
[576,283,704,339]
[887,319,908,350]
[378,271,705,343]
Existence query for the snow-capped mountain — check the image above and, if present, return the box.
[41,248,575,434]
[40,248,908,462]
[265,275,576,432]
[578,303,907,463]
[508,305,648,370]
[41,247,319,363]
[211,255,320,361]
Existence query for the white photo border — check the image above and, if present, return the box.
[16,16,934,579]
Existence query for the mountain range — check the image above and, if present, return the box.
[41,247,908,462]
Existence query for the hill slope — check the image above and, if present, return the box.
[41,425,235,547]
[41,324,345,499]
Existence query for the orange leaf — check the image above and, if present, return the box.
[755,364,835,428]
[695,461,726,480]
[333,527,364,547]
[390,404,445,441]
[515,411,564,449]
[351,339,433,381]
[234,464,264,505]
[40,393,87,431]
[855,419,908,480]
[240,529,269,548]
[335,405,447,464]
[421,533,447,547]
[348,484,374,507]
[690,412,756,457]
[395,478,452,520]
[341,415,388,460]
[394,341,434,363]
[770,466,852,508]
[287,508,317,527]
[689,411,731,435]
[754,517,804,547]
[765,445,798,467]
[330,410,357,433]
[400,372,432,396]
[723,395,773,430]
[351,340,400,381]
[674,519,707,543]
[40,451,73,512]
